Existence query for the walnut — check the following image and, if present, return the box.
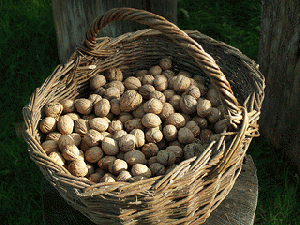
[143,98,163,114]
[185,121,200,137]
[68,159,88,177]
[132,103,146,118]
[57,115,74,135]
[90,74,106,90]
[89,118,109,132]
[101,137,119,155]
[149,90,166,103]
[110,98,121,115]
[124,76,142,90]
[162,70,175,80]
[84,146,104,163]
[104,87,120,100]
[98,156,117,170]
[65,112,80,121]
[169,75,190,93]
[145,128,163,143]
[178,127,195,144]
[74,98,93,115]
[159,103,175,121]
[124,118,144,132]
[135,69,149,77]
[94,87,106,96]
[159,57,172,70]
[169,95,181,111]
[180,95,197,114]
[141,75,155,85]
[165,113,186,129]
[207,107,221,124]
[42,140,59,154]
[61,144,82,161]
[214,119,229,134]
[113,130,127,142]
[89,172,104,183]
[163,89,176,102]
[131,164,151,178]
[163,124,178,142]
[130,129,145,148]
[148,156,159,165]
[119,134,136,152]
[108,159,128,175]
[45,102,63,118]
[49,151,65,166]
[197,98,212,117]
[142,143,159,158]
[206,88,221,106]
[165,146,183,162]
[153,75,168,91]
[184,85,201,100]
[81,114,95,120]
[106,81,125,95]
[192,116,208,129]
[105,68,123,82]
[183,143,205,159]
[83,129,103,147]
[94,99,111,117]
[200,129,213,144]
[60,99,75,113]
[157,150,176,166]
[119,113,134,124]
[40,117,57,134]
[69,133,81,147]
[58,134,75,150]
[100,173,116,183]
[120,90,143,112]
[139,84,155,100]
[116,170,132,182]
[107,120,123,134]
[149,65,162,75]
[88,94,102,106]
[45,132,61,142]
[74,119,90,136]
[141,113,162,128]
[124,150,146,165]
[150,163,166,176]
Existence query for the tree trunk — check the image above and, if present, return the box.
[258,0,300,171]
[51,0,177,63]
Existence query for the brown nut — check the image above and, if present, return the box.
[145,128,163,143]
[45,102,63,118]
[83,129,103,147]
[143,98,163,115]
[39,117,57,134]
[142,143,159,158]
[124,150,146,166]
[116,170,132,182]
[169,75,191,93]
[104,87,120,100]
[165,113,186,129]
[98,156,117,170]
[57,115,74,135]
[68,160,88,177]
[153,75,168,91]
[74,98,93,115]
[46,132,61,142]
[207,107,221,124]
[149,90,166,103]
[131,164,151,178]
[124,76,142,90]
[109,159,128,175]
[106,81,125,95]
[119,134,136,152]
[183,143,205,159]
[113,130,127,142]
[74,119,90,136]
[119,113,134,124]
[61,144,82,161]
[180,95,197,114]
[163,89,176,102]
[163,124,178,142]
[132,104,146,118]
[150,163,166,176]
[159,57,172,70]
[49,151,65,166]
[110,98,121,115]
[159,103,175,121]
[120,90,143,112]
[89,172,104,183]
[184,85,201,100]
[165,146,183,162]
[107,120,123,134]
[60,99,75,113]
[141,75,155,85]
[139,84,155,100]
[100,173,116,183]
[89,118,109,132]
[197,98,212,117]
[178,127,195,144]
[130,129,145,148]
[94,99,111,117]
[169,95,181,111]
[200,129,213,144]
[157,150,176,166]
[148,156,159,165]
[206,89,221,106]
[90,75,106,90]
[162,70,175,81]
[105,68,123,82]
[214,119,229,134]
[141,113,162,128]
[101,137,119,155]
[192,116,208,129]
[149,65,162,76]
[41,140,59,154]
[65,112,80,121]
[135,69,149,77]
[124,118,144,133]
[185,121,201,137]
[85,146,104,164]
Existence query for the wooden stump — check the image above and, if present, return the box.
[41,155,258,225]
[51,0,177,63]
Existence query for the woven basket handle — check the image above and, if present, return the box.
[82,7,241,117]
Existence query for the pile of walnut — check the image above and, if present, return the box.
[40,57,229,183]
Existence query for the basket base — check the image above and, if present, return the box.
[41,155,258,225]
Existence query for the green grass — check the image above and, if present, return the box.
[1,0,299,224]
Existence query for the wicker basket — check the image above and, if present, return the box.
[22,8,265,225]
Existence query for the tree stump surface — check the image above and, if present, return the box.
[41,154,258,225]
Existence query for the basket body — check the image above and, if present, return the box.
[22,9,264,225]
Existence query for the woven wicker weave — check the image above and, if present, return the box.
[22,8,265,225]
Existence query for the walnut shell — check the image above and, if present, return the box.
[104,87,120,100]
[165,113,186,129]
[83,129,104,147]
[178,127,195,144]
[119,113,134,124]
[162,70,175,80]
[85,146,104,163]
[101,137,119,155]
[185,121,200,137]
[142,143,159,158]
[68,160,88,177]
[98,156,117,170]
[110,98,121,115]
[159,103,175,121]
[192,116,208,129]
[145,128,163,143]
[89,172,104,183]
[124,118,144,132]
[131,164,151,178]
[163,89,176,102]
[165,146,183,162]
[116,170,132,182]
[106,81,125,95]
[124,76,142,90]
[169,75,190,93]
[124,150,146,165]
[61,144,82,161]
[139,84,155,100]
[135,69,149,77]
[206,89,221,106]
[120,90,143,112]
[113,130,127,142]
[143,98,163,115]
[94,99,111,117]
[119,134,136,152]
[39,117,57,134]
[169,95,181,111]
[197,98,212,117]
[157,150,176,166]
[45,102,63,118]
[42,140,59,154]
[45,132,61,142]
[214,119,229,134]
[141,113,162,128]
[163,124,178,142]
[180,95,197,114]
[74,119,90,136]
[106,120,122,134]
[141,75,155,85]
[100,173,116,183]
[149,90,166,103]
[130,129,145,148]
[132,104,146,118]
[74,98,93,115]
[184,85,201,100]
[149,65,162,76]
[153,75,168,91]
[49,151,65,166]
[159,57,172,70]
[109,159,128,175]
[89,118,109,132]
[200,129,213,144]
[183,143,205,159]
[60,99,75,113]
[90,75,106,90]
[88,94,103,107]
[150,163,166,176]
[207,107,221,124]
[57,115,74,135]
[105,68,123,82]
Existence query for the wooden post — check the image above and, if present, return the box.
[258,0,300,172]
[51,0,177,63]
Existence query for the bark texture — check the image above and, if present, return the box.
[258,0,300,171]
[51,0,177,63]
